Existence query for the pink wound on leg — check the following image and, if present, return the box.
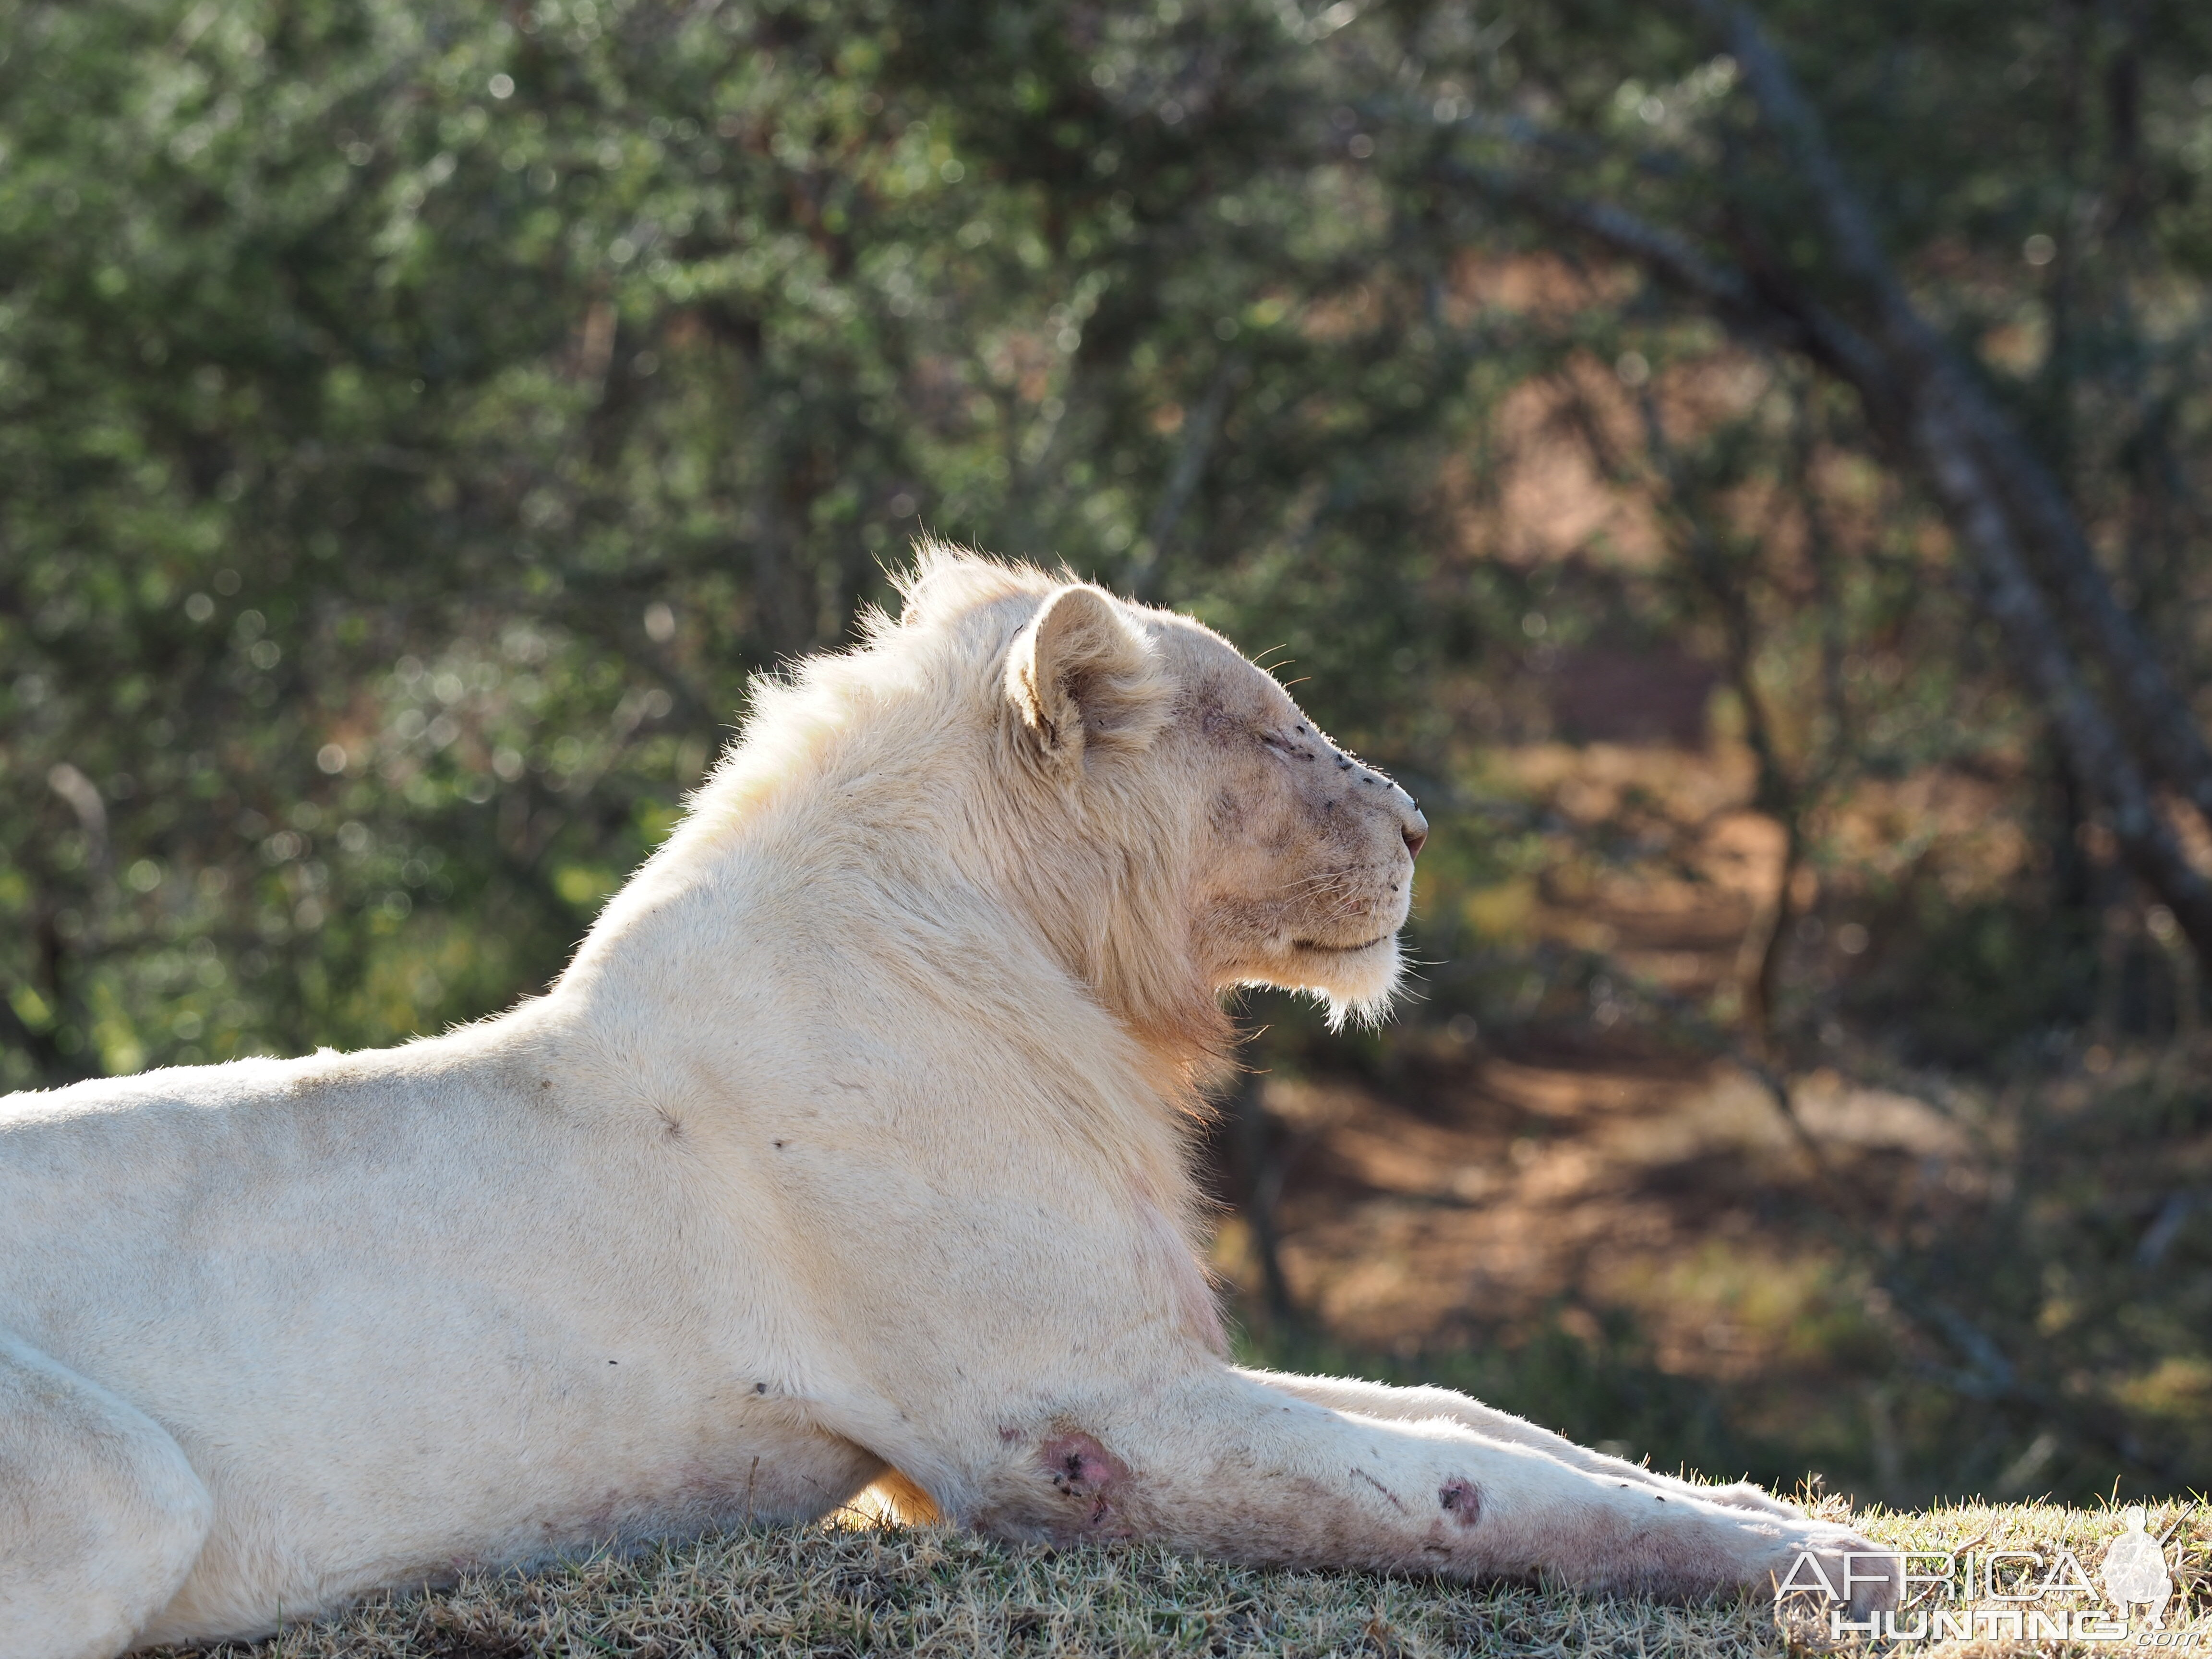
[1040,1431,1129,1528]
[1042,1431,1123,1493]
[1438,1478,1482,1527]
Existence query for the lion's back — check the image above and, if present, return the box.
[0,1043,589,1387]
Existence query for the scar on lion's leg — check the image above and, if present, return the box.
[1351,1466,1407,1512]
[1438,1477,1482,1526]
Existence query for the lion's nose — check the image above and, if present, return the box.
[1402,810,1428,861]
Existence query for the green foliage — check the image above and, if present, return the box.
[0,0,1503,1082]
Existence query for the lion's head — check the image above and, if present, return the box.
[589,548,1426,1085]
[903,548,1427,1050]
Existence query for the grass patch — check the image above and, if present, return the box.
[153,1497,2206,1658]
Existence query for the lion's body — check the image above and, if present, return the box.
[0,553,1896,1657]
[0,1034,888,1637]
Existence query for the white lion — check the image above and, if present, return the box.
[0,549,1896,1657]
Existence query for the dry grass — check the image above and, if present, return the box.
[149,1497,2206,1659]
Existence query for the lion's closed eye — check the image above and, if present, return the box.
[1259,731,1297,757]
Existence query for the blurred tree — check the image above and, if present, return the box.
[1376,0,2212,1497]
[1423,0,2212,965]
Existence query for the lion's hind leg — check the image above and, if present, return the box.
[0,1330,212,1659]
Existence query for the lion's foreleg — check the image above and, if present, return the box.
[970,1370,1894,1612]
[0,1331,213,1659]
[1235,1368,1804,1518]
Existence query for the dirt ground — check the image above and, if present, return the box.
[1232,1039,1961,1366]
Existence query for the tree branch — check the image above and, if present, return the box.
[1129,354,1241,602]
[1907,376,2212,958]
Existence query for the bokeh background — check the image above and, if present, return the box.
[5,0,2210,1505]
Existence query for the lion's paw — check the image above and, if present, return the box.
[1765,1524,1902,1619]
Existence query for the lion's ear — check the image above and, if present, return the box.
[1005,585,1171,770]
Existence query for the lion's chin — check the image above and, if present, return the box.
[1240,933,1407,1033]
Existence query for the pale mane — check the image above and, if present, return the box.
[616,541,1223,1066]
